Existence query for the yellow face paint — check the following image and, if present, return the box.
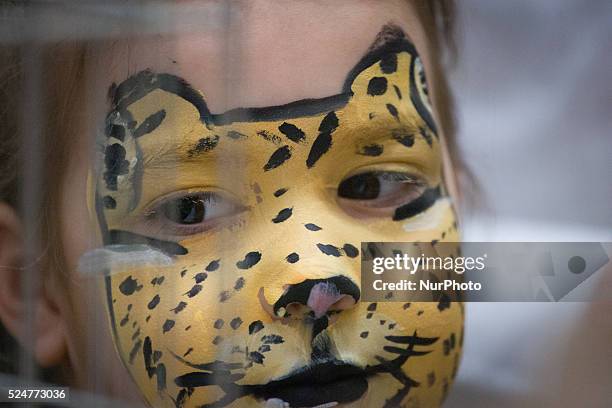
[87,26,462,408]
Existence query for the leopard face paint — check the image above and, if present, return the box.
[87,27,463,408]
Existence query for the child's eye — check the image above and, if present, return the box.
[145,191,244,236]
[337,171,428,217]
[162,195,209,224]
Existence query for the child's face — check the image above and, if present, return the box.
[62,3,462,407]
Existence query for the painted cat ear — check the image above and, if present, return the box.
[340,33,417,93]
[109,69,215,128]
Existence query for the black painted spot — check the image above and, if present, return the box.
[379,320,386,325]
[120,314,129,327]
[249,351,265,364]
[212,336,223,345]
[317,243,342,257]
[438,292,451,311]
[194,272,207,283]
[103,195,117,209]
[171,302,187,314]
[417,310,424,316]
[343,243,359,258]
[230,317,243,330]
[162,319,175,333]
[272,207,293,223]
[153,350,162,363]
[183,348,193,357]
[258,345,271,353]
[188,135,220,156]
[366,313,373,319]
[249,320,264,335]
[236,251,262,269]
[234,277,246,290]
[128,339,142,364]
[257,130,282,144]
[367,77,388,96]
[394,85,402,99]
[131,328,140,341]
[286,252,300,263]
[393,186,441,221]
[180,269,187,278]
[360,331,369,339]
[133,109,166,138]
[148,294,160,310]
[358,144,384,156]
[119,276,141,296]
[219,291,231,302]
[262,334,285,344]
[264,145,292,171]
[367,303,377,311]
[386,103,399,120]
[388,323,397,329]
[278,122,306,143]
[214,319,224,329]
[185,284,202,298]
[304,223,322,231]
[306,112,338,168]
[205,259,220,272]
[392,129,415,147]
[107,123,126,141]
[380,53,398,74]
[103,143,129,191]
[151,276,165,286]
[226,130,247,140]
[273,188,288,197]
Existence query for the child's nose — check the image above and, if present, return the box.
[269,275,360,320]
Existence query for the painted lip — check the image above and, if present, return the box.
[245,361,369,407]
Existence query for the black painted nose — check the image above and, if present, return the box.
[272,275,360,319]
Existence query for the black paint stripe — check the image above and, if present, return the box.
[110,36,418,130]
[133,109,166,138]
[272,207,293,223]
[188,135,220,156]
[343,36,417,92]
[236,251,262,269]
[386,103,399,120]
[392,186,441,221]
[273,188,288,197]
[358,144,384,156]
[409,57,438,136]
[264,145,292,171]
[278,122,306,143]
[306,112,338,168]
[380,52,398,74]
[317,243,342,257]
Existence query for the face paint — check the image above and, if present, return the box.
[85,24,463,408]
